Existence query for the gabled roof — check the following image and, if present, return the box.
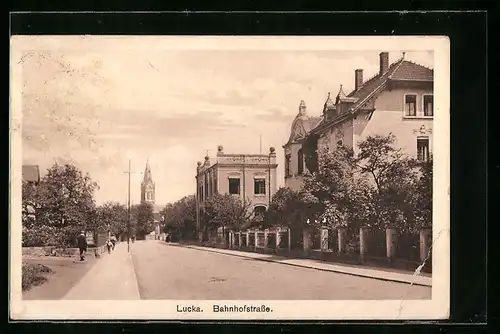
[22,165,40,183]
[347,59,433,113]
[310,58,433,135]
[388,60,434,81]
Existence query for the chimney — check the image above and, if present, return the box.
[379,52,389,75]
[355,69,363,91]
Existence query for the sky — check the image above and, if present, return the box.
[18,37,434,207]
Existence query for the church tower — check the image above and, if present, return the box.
[140,160,155,205]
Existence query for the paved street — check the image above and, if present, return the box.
[131,240,431,300]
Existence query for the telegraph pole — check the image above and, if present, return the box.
[124,159,134,253]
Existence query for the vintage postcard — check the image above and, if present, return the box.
[10,35,450,320]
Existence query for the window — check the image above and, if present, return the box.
[254,178,266,195]
[285,154,291,177]
[204,181,208,199]
[229,178,240,195]
[213,176,217,195]
[254,206,267,219]
[297,149,304,175]
[405,94,417,116]
[417,137,430,161]
[424,95,433,116]
[208,177,212,197]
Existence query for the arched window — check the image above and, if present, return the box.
[297,149,304,175]
[254,206,267,219]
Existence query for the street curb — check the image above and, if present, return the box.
[166,242,432,288]
[127,247,142,300]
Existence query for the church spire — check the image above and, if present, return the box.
[141,159,155,204]
[143,159,152,183]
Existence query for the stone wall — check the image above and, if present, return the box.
[22,244,108,258]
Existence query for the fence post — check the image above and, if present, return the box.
[238,232,242,248]
[264,230,269,249]
[254,230,258,251]
[359,227,369,262]
[321,226,329,252]
[303,227,312,253]
[288,228,292,252]
[419,228,432,262]
[246,231,250,248]
[386,228,397,259]
[338,228,347,254]
[276,230,281,250]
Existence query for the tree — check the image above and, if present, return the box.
[302,145,356,229]
[355,134,420,232]
[202,194,252,233]
[410,155,433,230]
[161,195,197,240]
[21,163,99,247]
[131,202,155,239]
[265,187,320,230]
[22,181,39,228]
[96,202,128,239]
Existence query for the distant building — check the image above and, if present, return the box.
[284,52,434,190]
[140,161,163,235]
[195,145,278,233]
[22,165,40,184]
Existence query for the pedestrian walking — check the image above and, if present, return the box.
[110,235,117,250]
[106,238,113,254]
[77,231,88,261]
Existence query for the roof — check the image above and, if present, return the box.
[152,204,162,214]
[388,60,434,81]
[22,165,40,183]
[311,58,433,134]
[286,114,322,145]
[347,59,433,113]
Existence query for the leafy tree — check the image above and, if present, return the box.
[21,163,99,247]
[131,202,155,239]
[202,194,252,234]
[96,202,128,239]
[161,195,197,240]
[22,181,40,228]
[302,145,356,229]
[265,187,320,230]
[355,134,420,232]
[410,155,433,230]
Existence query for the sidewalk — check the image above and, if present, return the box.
[62,243,141,300]
[169,243,432,287]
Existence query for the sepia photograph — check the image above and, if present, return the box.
[10,36,450,320]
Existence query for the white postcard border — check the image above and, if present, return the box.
[9,35,450,320]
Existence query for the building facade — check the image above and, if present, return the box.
[195,145,278,233]
[140,161,162,236]
[284,52,434,190]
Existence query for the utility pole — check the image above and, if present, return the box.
[124,159,135,253]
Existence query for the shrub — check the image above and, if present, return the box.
[22,225,61,247]
[22,263,53,291]
[22,225,81,247]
